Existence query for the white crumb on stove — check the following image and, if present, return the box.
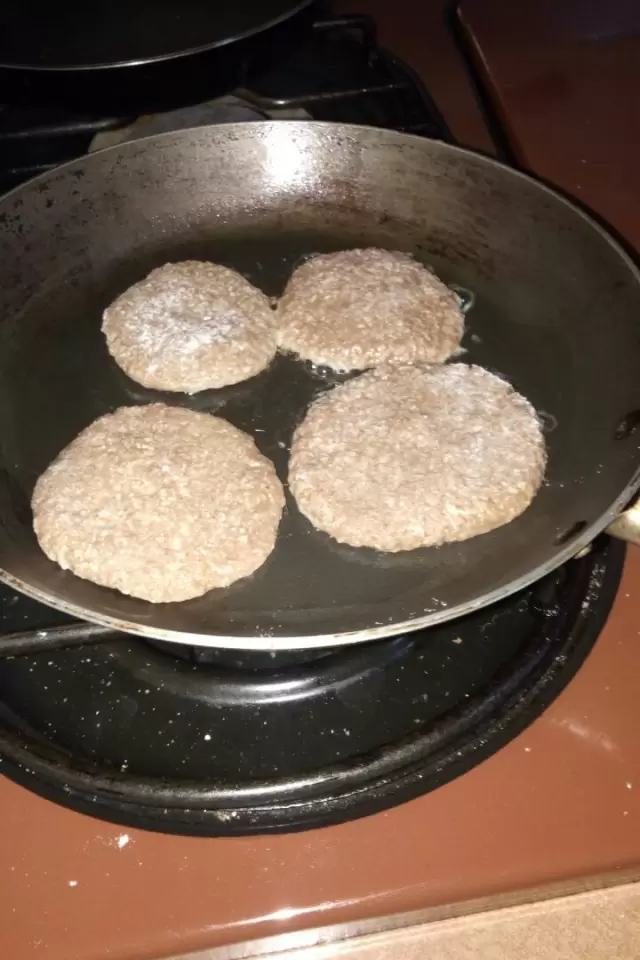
[213,810,236,822]
[31,404,285,602]
[452,637,463,644]
[68,880,78,887]
[204,733,212,741]
[276,248,464,371]
[102,261,276,392]
[289,363,546,551]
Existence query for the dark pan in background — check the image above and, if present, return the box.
[0,0,318,110]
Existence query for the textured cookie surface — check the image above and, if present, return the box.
[277,248,464,371]
[32,404,285,602]
[103,261,276,393]
[289,364,546,551]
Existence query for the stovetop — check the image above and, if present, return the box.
[5,3,640,959]
[0,5,631,841]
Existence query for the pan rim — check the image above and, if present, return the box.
[1,120,640,650]
[0,485,636,652]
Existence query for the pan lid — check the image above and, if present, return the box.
[0,0,315,71]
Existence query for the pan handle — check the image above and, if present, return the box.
[606,498,640,546]
[0,623,116,657]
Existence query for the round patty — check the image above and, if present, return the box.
[103,261,276,393]
[289,364,546,551]
[32,404,285,602]
[277,248,464,371]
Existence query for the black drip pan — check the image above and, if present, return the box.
[0,537,624,835]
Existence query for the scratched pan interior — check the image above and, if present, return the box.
[1,122,640,650]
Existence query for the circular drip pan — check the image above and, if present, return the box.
[0,538,624,835]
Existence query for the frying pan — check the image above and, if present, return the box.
[1,121,640,652]
[0,1,317,109]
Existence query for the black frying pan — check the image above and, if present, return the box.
[0,1,317,109]
[0,121,639,651]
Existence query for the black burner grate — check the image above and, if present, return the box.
[0,13,451,195]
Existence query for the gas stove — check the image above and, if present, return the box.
[0,8,629,840]
[5,6,640,960]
